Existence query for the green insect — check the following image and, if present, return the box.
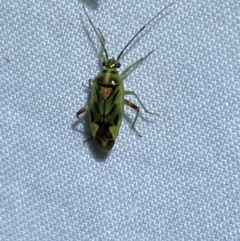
[76,3,173,151]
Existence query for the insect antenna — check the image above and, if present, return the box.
[83,6,109,60]
[117,2,174,61]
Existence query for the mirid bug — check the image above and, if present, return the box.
[76,3,173,151]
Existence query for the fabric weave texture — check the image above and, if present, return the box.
[1,0,239,240]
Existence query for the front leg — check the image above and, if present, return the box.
[82,78,93,90]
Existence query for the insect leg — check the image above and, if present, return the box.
[76,105,89,118]
[120,51,153,79]
[83,136,93,143]
[76,105,89,126]
[82,79,93,90]
[124,90,159,116]
[76,105,92,141]
[124,99,142,137]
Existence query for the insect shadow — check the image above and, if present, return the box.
[71,122,110,161]
[80,18,103,70]
[77,0,99,10]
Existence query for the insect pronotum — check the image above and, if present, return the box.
[76,3,174,151]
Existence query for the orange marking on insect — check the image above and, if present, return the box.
[100,85,114,99]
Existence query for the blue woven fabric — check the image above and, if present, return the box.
[1,0,239,240]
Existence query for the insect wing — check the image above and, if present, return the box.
[104,83,124,139]
[89,81,104,136]
[89,80,124,151]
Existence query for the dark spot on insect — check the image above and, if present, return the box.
[94,102,100,114]
[102,61,106,66]
[90,110,95,121]
[111,90,119,105]
[110,70,117,75]
[114,114,119,126]
[95,87,101,102]
[102,69,107,74]
[108,104,116,116]
[95,123,115,151]
[96,123,112,139]
[115,62,121,68]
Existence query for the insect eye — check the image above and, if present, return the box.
[102,61,106,66]
[115,62,121,68]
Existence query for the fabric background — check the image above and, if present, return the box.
[1,0,239,240]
